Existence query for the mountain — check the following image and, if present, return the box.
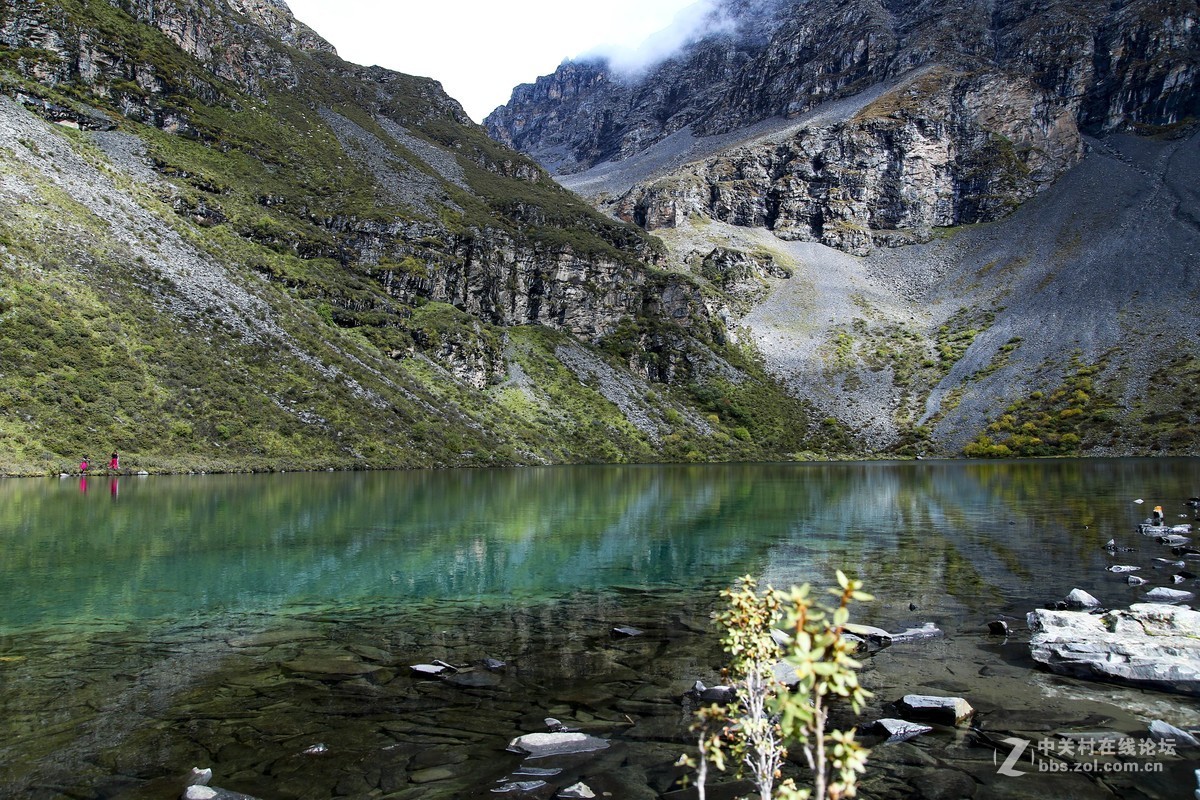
[0,0,842,475]
[487,0,1200,457]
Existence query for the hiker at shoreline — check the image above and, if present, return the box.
[109,452,119,471]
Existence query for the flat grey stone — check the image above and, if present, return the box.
[410,766,456,784]
[411,663,447,675]
[890,622,943,643]
[897,694,975,725]
[864,717,933,742]
[844,623,892,643]
[506,732,610,758]
[492,780,547,793]
[513,766,561,777]
[559,782,597,799]
[1145,587,1195,603]
[182,787,260,800]
[1028,603,1200,695]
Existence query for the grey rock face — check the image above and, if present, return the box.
[488,0,1198,254]
[610,66,1084,255]
[1027,603,1200,695]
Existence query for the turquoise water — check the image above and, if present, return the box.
[1,460,1197,799]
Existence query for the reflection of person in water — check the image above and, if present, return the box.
[79,476,88,494]
[110,478,119,499]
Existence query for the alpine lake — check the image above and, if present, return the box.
[1,459,1197,800]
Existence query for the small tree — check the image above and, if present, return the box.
[683,573,872,800]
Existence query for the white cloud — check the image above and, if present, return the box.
[283,0,704,121]
[583,0,733,77]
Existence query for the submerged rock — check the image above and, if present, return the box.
[445,669,502,687]
[1028,603,1200,695]
[843,622,942,646]
[612,625,643,637]
[987,620,1009,635]
[513,767,562,778]
[182,787,261,800]
[896,694,975,725]
[491,780,547,794]
[411,663,447,675]
[1127,575,1148,586]
[891,623,943,643]
[844,623,892,644]
[507,732,610,758]
[1107,565,1140,573]
[863,717,934,742]
[559,782,597,799]
[1145,587,1196,603]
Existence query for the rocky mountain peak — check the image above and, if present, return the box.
[224,0,336,54]
[488,0,1200,178]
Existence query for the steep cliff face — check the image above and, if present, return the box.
[609,66,1085,254]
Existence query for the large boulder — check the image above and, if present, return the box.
[1028,603,1200,695]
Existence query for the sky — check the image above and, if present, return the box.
[283,0,712,122]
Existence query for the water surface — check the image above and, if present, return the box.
[1,460,1196,799]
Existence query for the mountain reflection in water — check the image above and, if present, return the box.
[0,459,1196,799]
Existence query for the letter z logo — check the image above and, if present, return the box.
[996,737,1029,776]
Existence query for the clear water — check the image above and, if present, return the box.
[1,460,1197,799]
